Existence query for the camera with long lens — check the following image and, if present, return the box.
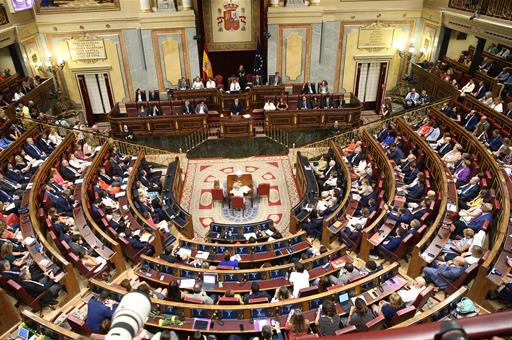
[106,291,152,340]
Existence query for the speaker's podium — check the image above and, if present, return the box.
[219,115,254,138]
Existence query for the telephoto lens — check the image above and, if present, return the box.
[106,291,152,340]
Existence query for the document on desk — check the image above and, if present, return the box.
[253,318,270,331]
[179,278,195,289]
[196,251,210,260]
[177,247,192,258]
[244,232,257,240]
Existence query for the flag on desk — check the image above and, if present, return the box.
[202,44,213,81]
[253,40,263,76]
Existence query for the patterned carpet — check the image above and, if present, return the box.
[180,156,300,239]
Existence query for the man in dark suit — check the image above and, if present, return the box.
[6,164,28,185]
[388,144,405,165]
[301,210,323,237]
[322,95,334,109]
[505,103,512,118]
[149,104,161,116]
[269,72,282,86]
[403,163,419,185]
[487,130,503,152]
[471,81,486,99]
[387,207,414,224]
[253,75,263,86]
[181,100,194,114]
[298,96,313,110]
[20,269,61,306]
[244,282,272,303]
[135,89,146,102]
[463,110,479,132]
[347,149,362,167]
[339,223,363,249]
[422,256,467,289]
[230,98,244,115]
[124,228,154,255]
[109,160,125,178]
[458,176,480,202]
[0,172,25,195]
[406,180,425,201]
[137,105,148,117]
[148,88,160,101]
[437,137,453,156]
[60,159,80,182]
[411,200,429,220]
[236,65,247,90]
[25,138,46,160]
[371,227,405,259]
[301,81,316,94]
[1,260,21,282]
[86,290,118,333]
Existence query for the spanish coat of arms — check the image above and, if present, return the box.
[217,0,246,32]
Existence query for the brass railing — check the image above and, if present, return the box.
[264,124,290,147]
[184,128,210,152]
[449,0,512,21]
[297,98,450,153]
[17,117,179,165]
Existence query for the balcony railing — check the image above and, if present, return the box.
[448,0,512,21]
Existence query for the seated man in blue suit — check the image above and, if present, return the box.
[388,144,405,165]
[402,163,419,185]
[405,178,426,201]
[451,203,493,239]
[422,256,467,289]
[301,210,323,238]
[371,227,405,259]
[387,207,414,224]
[86,290,118,333]
[462,110,479,132]
[25,138,47,160]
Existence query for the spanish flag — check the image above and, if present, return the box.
[202,44,213,81]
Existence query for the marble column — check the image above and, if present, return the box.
[181,0,192,10]
[140,0,151,12]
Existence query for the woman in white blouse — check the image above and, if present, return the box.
[192,76,204,89]
[263,99,276,111]
[318,80,329,94]
[69,154,90,172]
[229,79,241,92]
[459,79,475,96]
[48,128,62,146]
[442,144,463,169]
[206,77,216,89]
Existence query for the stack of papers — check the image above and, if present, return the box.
[196,251,210,260]
[177,248,192,258]
[244,232,257,240]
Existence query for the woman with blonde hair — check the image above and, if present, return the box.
[285,309,309,340]
[376,292,404,326]
[442,144,463,169]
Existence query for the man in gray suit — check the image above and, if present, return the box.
[422,256,467,289]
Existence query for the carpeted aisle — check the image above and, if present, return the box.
[180,156,300,239]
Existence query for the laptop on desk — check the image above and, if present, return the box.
[338,292,353,311]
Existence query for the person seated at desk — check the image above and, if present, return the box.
[373,292,405,327]
[285,309,309,340]
[182,100,194,115]
[269,72,282,86]
[315,299,342,336]
[148,88,159,101]
[322,95,334,109]
[302,81,316,94]
[301,209,323,238]
[422,256,467,289]
[20,268,62,308]
[86,290,118,333]
[229,78,241,92]
[318,80,329,94]
[329,262,361,285]
[184,282,215,304]
[450,202,493,238]
[219,251,239,268]
[149,104,161,116]
[178,77,190,90]
[206,77,216,89]
[264,99,276,111]
[370,226,405,259]
[191,76,204,89]
[137,105,148,117]
[298,96,312,110]
[244,282,271,303]
[347,297,373,332]
[195,100,208,114]
[397,276,427,306]
[276,97,288,110]
[230,181,250,202]
[230,98,244,116]
[135,88,146,102]
[253,74,263,87]
[403,88,420,108]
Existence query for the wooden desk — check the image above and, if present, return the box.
[219,116,254,138]
[227,174,253,196]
